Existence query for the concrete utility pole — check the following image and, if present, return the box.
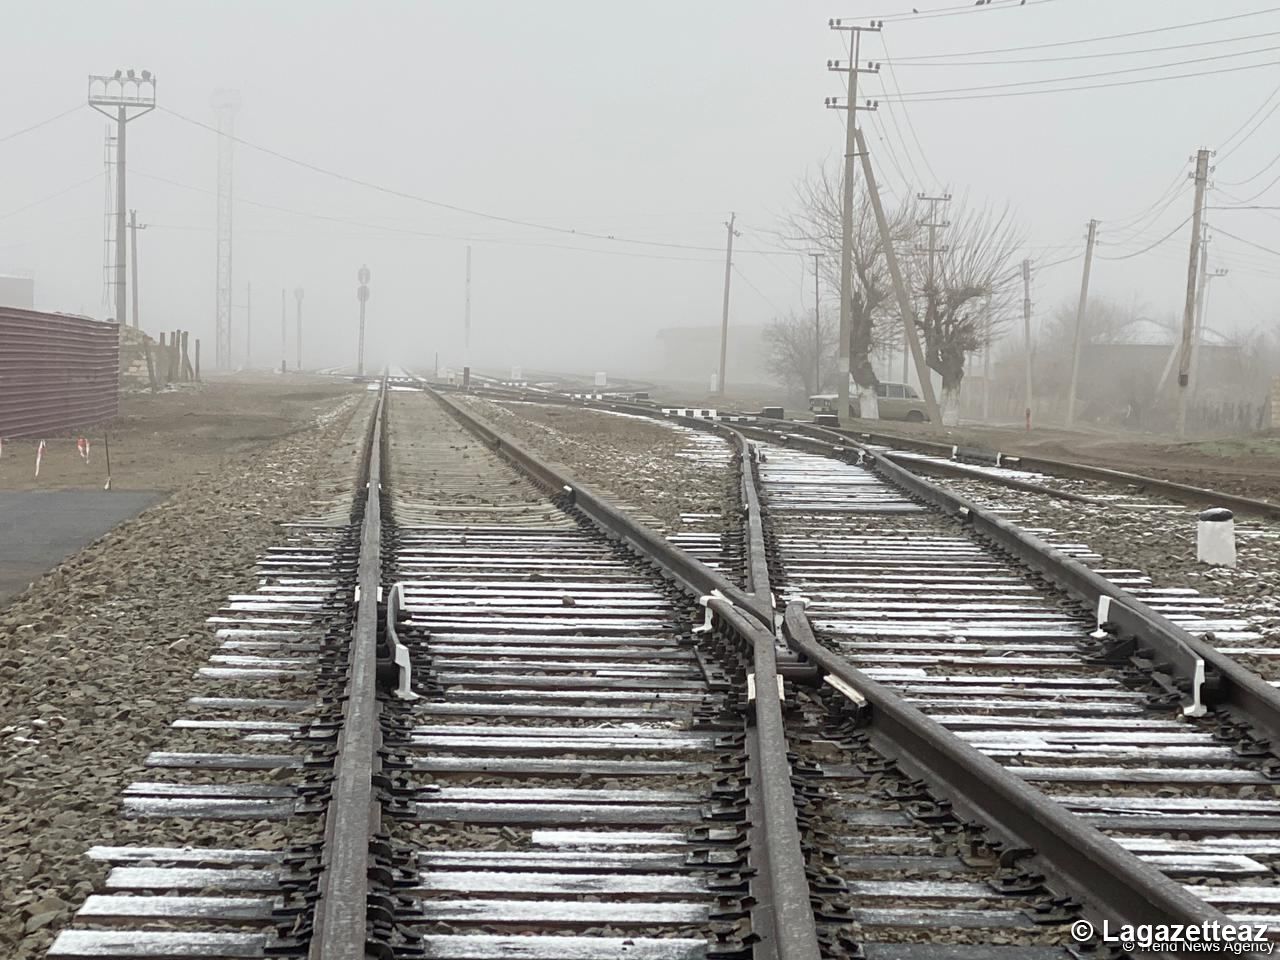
[246,281,252,369]
[853,126,942,424]
[88,69,156,327]
[826,18,882,420]
[294,287,304,372]
[1064,218,1099,429]
[280,287,287,372]
[1191,250,1228,402]
[357,264,371,377]
[809,252,822,393]
[1177,148,1211,437]
[716,212,739,396]
[1022,258,1033,431]
[128,210,146,329]
[212,89,241,370]
[981,294,992,422]
[464,246,472,365]
[916,192,951,297]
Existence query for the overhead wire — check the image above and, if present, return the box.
[132,170,724,263]
[1213,225,1280,257]
[158,106,793,257]
[0,104,82,147]
[893,29,1280,67]
[1095,213,1194,260]
[877,34,943,189]
[0,172,103,223]
[882,59,1280,103]
[889,7,1280,60]
[883,42,1280,100]
[867,0,1059,24]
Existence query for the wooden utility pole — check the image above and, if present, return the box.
[716,212,739,396]
[827,18,882,420]
[1022,258,1033,431]
[853,126,942,424]
[809,252,822,394]
[1064,219,1098,429]
[1177,148,1211,437]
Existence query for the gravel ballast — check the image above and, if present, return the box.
[926,471,1280,677]
[0,387,369,958]
[456,397,735,533]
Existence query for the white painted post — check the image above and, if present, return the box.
[1197,508,1236,567]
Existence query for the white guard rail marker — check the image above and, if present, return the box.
[1092,595,1112,639]
[1184,659,1207,718]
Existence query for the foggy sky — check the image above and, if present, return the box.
[1,0,1277,380]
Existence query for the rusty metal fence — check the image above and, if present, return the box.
[0,308,119,438]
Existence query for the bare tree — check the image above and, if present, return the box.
[913,199,1023,423]
[779,163,916,414]
[764,310,839,399]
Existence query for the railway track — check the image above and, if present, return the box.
[43,378,1280,958]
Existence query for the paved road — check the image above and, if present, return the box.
[0,490,160,603]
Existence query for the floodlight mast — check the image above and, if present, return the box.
[88,71,156,332]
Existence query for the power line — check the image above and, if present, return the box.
[885,42,1280,100]
[1213,224,1280,257]
[890,7,1280,60]
[0,104,82,146]
[893,29,1280,67]
[133,169,724,264]
[882,58,1280,103]
[867,0,1058,24]
[0,171,102,223]
[1096,213,1194,260]
[158,106,792,257]
[877,33,943,188]
[732,264,790,316]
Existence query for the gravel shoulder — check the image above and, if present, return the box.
[456,397,736,533]
[0,383,368,958]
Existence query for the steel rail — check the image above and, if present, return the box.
[435,381,1280,957]
[446,386,1280,740]
[310,381,386,958]
[424,385,821,960]
[780,602,1246,958]
[815,423,1280,520]
[745,422,1280,745]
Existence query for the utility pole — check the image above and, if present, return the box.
[88,69,156,327]
[916,192,952,298]
[246,281,252,369]
[280,288,287,373]
[809,252,822,394]
[1022,258,1033,431]
[716,212,739,396]
[294,287,304,372]
[1177,148,1211,437]
[827,18,882,420]
[128,210,146,329]
[1064,218,1099,429]
[854,126,943,425]
[981,294,992,422]
[357,264,371,377]
[464,246,472,365]
[1191,252,1228,402]
[212,90,241,371]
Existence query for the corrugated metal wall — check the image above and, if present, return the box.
[0,308,120,438]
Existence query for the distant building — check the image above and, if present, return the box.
[0,275,34,310]
[653,324,769,386]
